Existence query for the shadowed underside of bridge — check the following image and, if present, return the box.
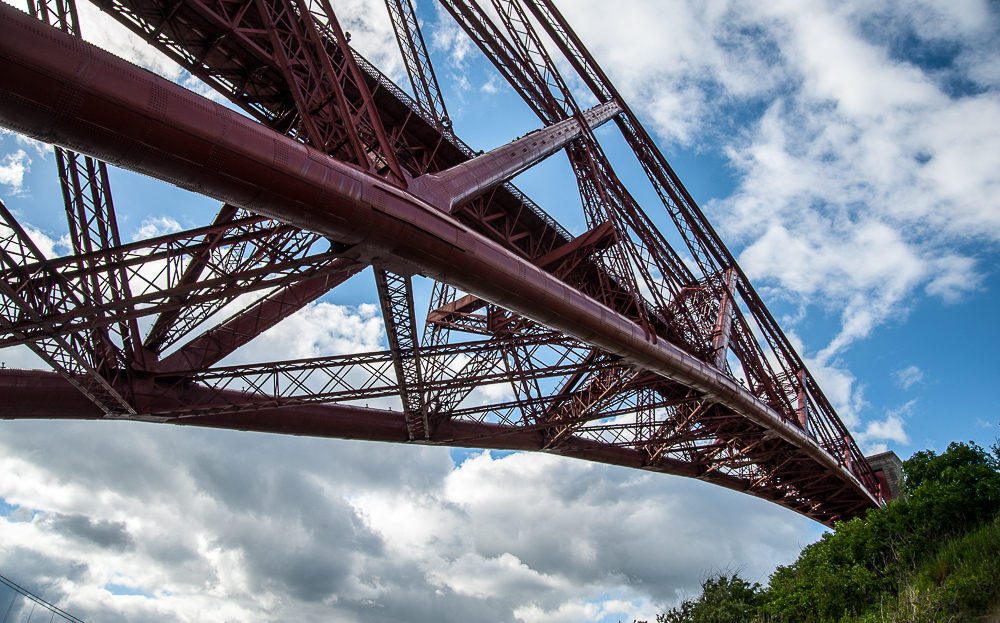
[0,0,883,525]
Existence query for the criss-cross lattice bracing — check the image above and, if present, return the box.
[0,0,886,524]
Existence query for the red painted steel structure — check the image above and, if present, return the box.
[0,0,882,525]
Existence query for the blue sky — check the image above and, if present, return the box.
[0,0,998,621]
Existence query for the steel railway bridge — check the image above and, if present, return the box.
[0,0,891,525]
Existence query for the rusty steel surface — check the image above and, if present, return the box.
[0,0,881,525]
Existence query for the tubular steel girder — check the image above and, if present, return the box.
[0,0,881,524]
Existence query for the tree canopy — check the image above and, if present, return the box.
[653,440,1000,623]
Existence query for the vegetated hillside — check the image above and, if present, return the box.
[653,440,1000,623]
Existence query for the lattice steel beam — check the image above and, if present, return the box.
[0,221,345,349]
[375,267,428,439]
[0,201,135,414]
[384,0,450,128]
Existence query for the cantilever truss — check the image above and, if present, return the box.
[0,0,883,525]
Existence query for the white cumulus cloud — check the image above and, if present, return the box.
[0,150,30,195]
[895,365,924,390]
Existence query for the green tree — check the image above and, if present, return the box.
[693,574,762,623]
[657,574,762,623]
[762,441,1000,623]
[901,441,1000,536]
[657,440,1000,623]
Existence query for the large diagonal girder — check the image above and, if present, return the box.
[490,0,874,493]
[0,0,883,525]
[519,0,861,463]
[435,0,823,483]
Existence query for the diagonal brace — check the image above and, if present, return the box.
[375,267,428,440]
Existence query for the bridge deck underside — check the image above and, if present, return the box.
[3,369,868,523]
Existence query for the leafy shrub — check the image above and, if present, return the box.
[655,440,1000,623]
[657,574,762,623]
[912,515,1000,618]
